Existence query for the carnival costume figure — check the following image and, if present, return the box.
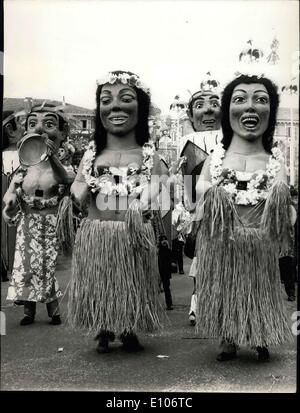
[68,71,164,353]
[180,74,222,325]
[194,74,296,361]
[3,103,74,326]
[2,111,24,282]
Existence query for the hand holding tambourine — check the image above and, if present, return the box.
[44,136,59,158]
[19,133,54,166]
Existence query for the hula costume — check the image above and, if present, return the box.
[195,144,294,348]
[68,142,164,335]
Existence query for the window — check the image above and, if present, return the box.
[82,120,87,129]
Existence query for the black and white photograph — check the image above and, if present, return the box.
[1,0,299,396]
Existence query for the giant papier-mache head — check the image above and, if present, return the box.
[220,73,279,153]
[94,70,151,154]
[24,102,69,149]
[187,72,221,132]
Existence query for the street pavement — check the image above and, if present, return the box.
[1,254,297,392]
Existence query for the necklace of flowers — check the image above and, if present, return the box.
[209,143,283,205]
[82,141,156,196]
[11,167,67,210]
[16,184,67,210]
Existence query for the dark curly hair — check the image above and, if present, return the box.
[94,70,151,154]
[221,75,279,153]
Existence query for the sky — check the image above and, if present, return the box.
[3,0,299,113]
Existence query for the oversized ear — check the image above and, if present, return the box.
[187,108,194,125]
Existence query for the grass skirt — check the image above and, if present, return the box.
[68,219,164,335]
[195,184,293,348]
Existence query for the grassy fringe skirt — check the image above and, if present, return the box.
[195,185,293,348]
[68,219,164,335]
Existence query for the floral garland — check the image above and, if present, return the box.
[82,141,156,196]
[210,143,283,205]
[16,184,67,210]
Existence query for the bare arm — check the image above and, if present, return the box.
[70,156,89,210]
[3,169,25,206]
[195,155,213,199]
[275,163,297,225]
[274,163,288,184]
[140,152,162,210]
[49,154,75,184]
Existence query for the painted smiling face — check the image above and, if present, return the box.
[189,91,221,132]
[229,83,270,141]
[99,83,138,137]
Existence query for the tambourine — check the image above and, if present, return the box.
[18,133,48,167]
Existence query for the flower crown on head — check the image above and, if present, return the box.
[200,72,220,93]
[232,57,280,86]
[234,69,266,80]
[188,72,221,105]
[96,71,150,95]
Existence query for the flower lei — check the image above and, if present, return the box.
[82,141,156,196]
[210,144,283,205]
[16,182,67,210]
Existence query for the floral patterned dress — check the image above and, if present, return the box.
[7,212,62,303]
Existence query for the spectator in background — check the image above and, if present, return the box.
[171,202,190,274]
[279,186,298,301]
[58,141,76,177]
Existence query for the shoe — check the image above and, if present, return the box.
[189,312,196,326]
[20,316,35,326]
[288,295,296,302]
[14,300,25,306]
[49,315,62,325]
[257,346,270,362]
[179,270,184,274]
[166,305,173,310]
[120,332,144,352]
[95,330,115,354]
[170,263,177,273]
[216,351,237,361]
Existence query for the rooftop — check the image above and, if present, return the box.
[3,98,95,115]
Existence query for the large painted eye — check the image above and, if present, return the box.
[256,96,269,104]
[194,102,203,109]
[211,101,220,108]
[45,121,55,129]
[232,96,245,104]
[28,120,37,128]
[121,95,135,103]
[100,97,112,105]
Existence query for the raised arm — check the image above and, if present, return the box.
[140,152,162,210]
[70,155,89,210]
